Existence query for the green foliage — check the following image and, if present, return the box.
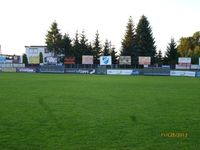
[39,52,43,63]
[73,30,93,64]
[61,34,72,57]
[92,31,102,64]
[80,31,92,55]
[72,31,81,64]
[178,31,200,63]
[121,16,137,65]
[0,73,200,149]
[22,54,28,66]
[45,21,62,56]
[155,50,163,66]
[110,46,118,64]
[135,15,156,64]
[164,38,178,68]
[102,39,110,56]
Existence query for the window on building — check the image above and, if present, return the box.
[44,48,49,53]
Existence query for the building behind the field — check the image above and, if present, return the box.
[25,46,53,64]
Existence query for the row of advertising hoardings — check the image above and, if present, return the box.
[1,66,200,77]
[27,55,152,66]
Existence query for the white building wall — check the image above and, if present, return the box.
[25,46,53,63]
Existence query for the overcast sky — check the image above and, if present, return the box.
[0,0,199,55]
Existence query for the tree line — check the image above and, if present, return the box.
[45,22,118,64]
[23,15,200,67]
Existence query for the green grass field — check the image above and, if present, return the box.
[0,73,200,150]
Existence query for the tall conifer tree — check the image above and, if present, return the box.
[121,16,137,65]
[135,15,156,64]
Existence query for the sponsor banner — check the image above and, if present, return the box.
[40,65,64,73]
[16,68,35,73]
[82,55,93,64]
[95,68,107,75]
[191,65,200,70]
[175,64,190,69]
[29,56,39,64]
[119,56,131,65]
[184,71,196,77]
[65,69,95,74]
[178,57,191,64]
[13,56,21,63]
[162,65,170,68]
[0,63,25,68]
[107,69,133,75]
[139,56,151,65]
[100,56,112,65]
[64,57,75,64]
[132,70,140,75]
[196,71,200,77]
[0,55,6,63]
[45,56,57,64]
[2,67,16,72]
[170,71,196,77]
[5,59,13,63]
[199,58,200,65]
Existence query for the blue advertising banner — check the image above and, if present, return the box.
[100,56,112,65]
[0,55,6,63]
[196,71,200,77]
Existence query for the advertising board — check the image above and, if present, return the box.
[29,56,39,64]
[2,68,16,72]
[107,69,133,75]
[199,58,200,65]
[64,57,75,64]
[13,56,21,63]
[119,56,131,65]
[0,55,6,63]
[82,55,93,64]
[100,56,112,65]
[16,68,35,73]
[45,56,57,64]
[170,71,196,77]
[178,57,191,64]
[139,56,151,65]
[65,69,95,74]
[196,71,200,77]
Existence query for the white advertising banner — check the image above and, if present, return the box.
[107,69,133,75]
[175,64,190,70]
[170,71,196,77]
[199,57,200,65]
[119,56,131,65]
[178,57,191,64]
[82,55,93,64]
[45,56,57,64]
[100,56,112,65]
[139,56,151,65]
[191,65,200,70]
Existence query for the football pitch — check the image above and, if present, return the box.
[0,73,200,149]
